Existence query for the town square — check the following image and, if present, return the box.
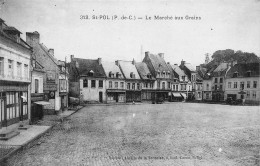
[0,0,260,165]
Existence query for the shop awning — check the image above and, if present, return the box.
[172,93,182,97]
[180,93,187,99]
[34,101,51,105]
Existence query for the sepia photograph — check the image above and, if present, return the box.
[0,0,260,165]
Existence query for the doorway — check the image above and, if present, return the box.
[99,92,103,103]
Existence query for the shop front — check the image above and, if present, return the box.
[126,90,141,102]
[0,82,29,129]
[106,89,126,103]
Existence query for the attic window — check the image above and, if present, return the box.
[88,70,94,76]
[159,64,162,67]
[247,71,251,77]
[116,72,121,78]
[233,71,238,78]
[147,74,151,79]
[130,72,135,78]
[109,71,113,78]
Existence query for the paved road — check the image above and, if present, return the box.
[5,103,260,166]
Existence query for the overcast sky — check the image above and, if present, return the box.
[1,0,260,66]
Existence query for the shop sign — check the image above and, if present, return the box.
[46,71,56,83]
[43,84,57,91]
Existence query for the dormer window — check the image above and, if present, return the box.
[247,71,251,77]
[233,71,238,78]
[88,70,94,76]
[109,71,113,78]
[147,74,152,79]
[159,64,162,68]
[116,72,121,78]
[130,72,135,78]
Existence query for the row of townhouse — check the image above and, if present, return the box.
[202,61,260,104]
[0,19,69,140]
[68,52,199,103]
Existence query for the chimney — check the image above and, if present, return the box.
[70,55,74,62]
[115,60,119,66]
[26,31,40,46]
[181,60,185,67]
[132,58,136,65]
[158,53,164,59]
[196,66,200,71]
[48,49,54,56]
[98,58,102,65]
[145,51,150,57]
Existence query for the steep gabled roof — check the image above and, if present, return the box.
[73,58,106,78]
[118,61,140,79]
[39,43,58,65]
[172,64,187,78]
[226,63,260,78]
[102,61,124,79]
[184,63,196,72]
[146,53,171,72]
[135,62,155,80]
[212,63,229,77]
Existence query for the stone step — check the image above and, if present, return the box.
[0,130,20,141]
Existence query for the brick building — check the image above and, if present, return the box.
[26,31,65,114]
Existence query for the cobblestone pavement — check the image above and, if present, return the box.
[4,103,260,166]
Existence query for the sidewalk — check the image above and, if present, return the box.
[0,106,83,163]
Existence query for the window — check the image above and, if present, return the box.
[127,83,130,89]
[253,91,256,98]
[215,85,218,91]
[8,59,14,77]
[162,82,165,89]
[35,79,39,93]
[173,85,175,91]
[116,72,121,78]
[234,82,237,88]
[182,76,185,81]
[206,93,209,99]
[0,57,3,76]
[207,84,209,90]
[91,80,96,88]
[240,82,244,90]
[130,72,135,78]
[99,80,103,88]
[247,81,250,88]
[228,82,231,88]
[83,79,88,87]
[115,82,118,88]
[253,81,257,88]
[24,64,29,79]
[157,81,160,89]
[147,74,151,79]
[120,82,124,89]
[220,78,223,83]
[89,70,94,76]
[109,81,112,88]
[132,83,135,90]
[150,83,154,88]
[17,62,22,78]
[176,85,178,90]
[168,82,171,89]
[246,91,250,97]
[109,72,113,78]
[137,83,140,90]
[247,71,251,77]
[233,72,238,78]
[219,85,223,90]
[215,78,218,83]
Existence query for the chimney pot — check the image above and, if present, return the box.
[70,55,74,62]
[26,31,40,46]
[98,58,102,65]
